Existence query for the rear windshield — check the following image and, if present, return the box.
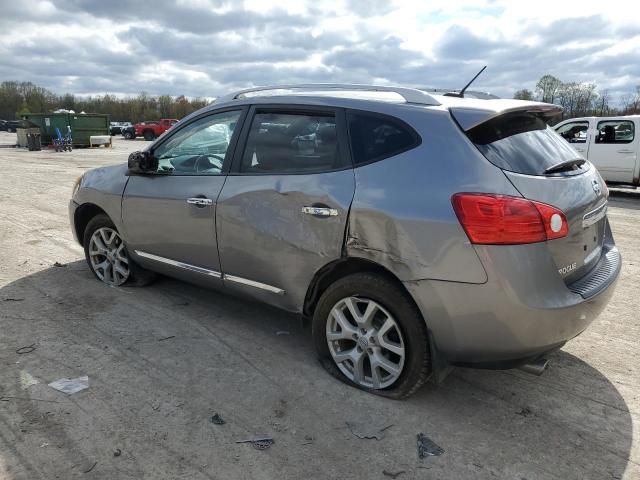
[467,112,584,175]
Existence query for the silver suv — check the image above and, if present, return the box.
[69,84,621,398]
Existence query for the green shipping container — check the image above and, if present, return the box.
[22,112,110,147]
[68,113,110,146]
[22,113,70,146]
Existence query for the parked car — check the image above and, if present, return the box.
[5,120,21,132]
[133,118,178,141]
[0,120,8,131]
[110,121,132,136]
[121,125,136,139]
[69,84,621,398]
[555,115,639,186]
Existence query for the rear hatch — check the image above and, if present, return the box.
[454,106,609,284]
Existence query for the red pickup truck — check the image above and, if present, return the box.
[134,118,179,140]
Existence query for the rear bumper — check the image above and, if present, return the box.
[404,241,621,366]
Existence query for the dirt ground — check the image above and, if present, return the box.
[0,130,638,479]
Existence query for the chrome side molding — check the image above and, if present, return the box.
[134,251,284,295]
[224,274,285,295]
[135,251,222,278]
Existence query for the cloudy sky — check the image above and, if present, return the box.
[1,0,639,101]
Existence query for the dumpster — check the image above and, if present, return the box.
[22,113,110,147]
[68,113,110,146]
[22,113,70,146]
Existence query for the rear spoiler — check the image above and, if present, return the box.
[433,96,563,131]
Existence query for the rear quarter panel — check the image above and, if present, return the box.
[347,104,522,283]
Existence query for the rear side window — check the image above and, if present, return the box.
[347,112,419,166]
[467,112,584,176]
[596,120,634,144]
[556,121,589,144]
[240,111,341,173]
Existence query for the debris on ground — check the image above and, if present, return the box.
[157,335,176,342]
[382,469,406,478]
[2,297,24,302]
[210,413,226,425]
[274,409,285,418]
[516,407,533,417]
[275,331,290,336]
[48,376,89,394]
[113,449,122,457]
[346,421,394,440]
[417,433,444,459]
[20,370,40,389]
[53,262,67,267]
[16,344,37,354]
[301,435,314,445]
[83,461,97,473]
[235,436,274,450]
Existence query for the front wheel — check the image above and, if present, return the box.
[312,272,431,399]
[83,214,155,287]
[124,131,134,140]
[143,130,155,141]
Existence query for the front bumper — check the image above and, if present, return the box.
[69,199,80,244]
[405,241,621,366]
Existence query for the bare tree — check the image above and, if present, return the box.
[513,89,534,100]
[536,75,562,103]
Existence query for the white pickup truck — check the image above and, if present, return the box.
[555,115,639,186]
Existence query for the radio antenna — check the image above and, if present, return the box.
[444,66,487,98]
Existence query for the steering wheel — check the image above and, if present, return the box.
[194,153,225,173]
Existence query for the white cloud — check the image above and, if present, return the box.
[0,0,638,102]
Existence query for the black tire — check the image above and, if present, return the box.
[312,272,431,399]
[124,131,134,140]
[82,213,155,287]
[143,130,155,141]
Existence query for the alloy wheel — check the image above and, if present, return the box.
[326,297,405,389]
[88,227,130,286]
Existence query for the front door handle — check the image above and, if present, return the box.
[187,197,213,207]
[302,206,338,217]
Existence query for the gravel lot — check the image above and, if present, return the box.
[0,131,638,479]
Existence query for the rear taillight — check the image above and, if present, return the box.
[451,193,568,245]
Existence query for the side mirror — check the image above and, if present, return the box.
[127,151,158,175]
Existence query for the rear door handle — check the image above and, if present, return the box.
[616,149,634,154]
[187,197,213,207]
[302,206,338,217]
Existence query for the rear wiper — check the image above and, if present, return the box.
[544,158,586,174]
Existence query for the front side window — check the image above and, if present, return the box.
[347,112,419,165]
[595,120,635,144]
[153,110,241,175]
[240,112,340,173]
[556,121,589,144]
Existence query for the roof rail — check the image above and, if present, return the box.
[215,84,442,106]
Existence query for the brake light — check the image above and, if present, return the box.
[451,193,568,245]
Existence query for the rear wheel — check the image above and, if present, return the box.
[83,214,155,287]
[143,130,155,141]
[312,272,431,399]
[124,131,134,140]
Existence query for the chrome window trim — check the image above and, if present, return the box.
[134,251,285,294]
[135,251,222,278]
